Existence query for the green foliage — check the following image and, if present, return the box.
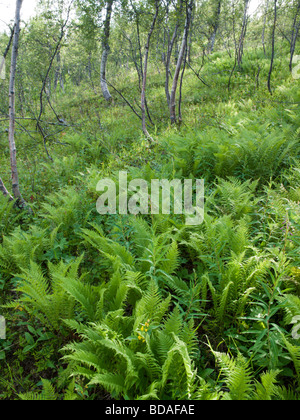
[1,4,300,400]
[18,379,78,400]
[210,348,285,400]
[62,293,198,400]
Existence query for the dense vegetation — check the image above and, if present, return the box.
[0,0,300,400]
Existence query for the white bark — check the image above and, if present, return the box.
[9,0,26,207]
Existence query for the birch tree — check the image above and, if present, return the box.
[208,0,222,54]
[0,0,28,208]
[164,0,184,107]
[100,0,114,101]
[268,0,277,94]
[237,0,250,67]
[169,0,193,124]
[141,0,160,140]
[289,0,300,72]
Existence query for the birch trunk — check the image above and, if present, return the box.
[268,0,277,94]
[289,0,300,72]
[208,0,222,54]
[165,25,179,107]
[141,1,159,140]
[237,0,250,67]
[164,0,184,107]
[170,0,193,124]
[8,0,27,208]
[100,0,113,101]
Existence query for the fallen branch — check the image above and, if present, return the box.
[106,79,151,128]
[186,61,211,87]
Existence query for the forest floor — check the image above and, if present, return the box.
[0,48,300,400]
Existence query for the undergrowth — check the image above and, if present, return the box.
[0,49,300,400]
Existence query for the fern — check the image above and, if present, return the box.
[214,177,259,220]
[254,370,281,400]
[14,260,76,330]
[212,350,255,400]
[62,285,199,399]
[18,379,77,401]
[161,334,196,399]
[0,195,24,237]
[281,334,300,387]
[210,345,299,400]
[18,379,58,401]
[81,224,135,267]
[0,224,63,279]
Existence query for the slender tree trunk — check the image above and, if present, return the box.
[0,25,15,77]
[100,0,114,101]
[178,38,188,123]
[135,11,144,84]
[141,1,159,140]
[262,0,269,56]
[36,1,73,159]
[165,24,180,107]
[54,48,61,91]
[237,0,250,67]
[170,0,193,124]
[128,0,154,126]
[208,0,222,54]
[123,31,142,91]
[8,0,27,208]
[289,0,300,72]
[187,7,194,63]
[268,0,277,95]
[164,0,184,107]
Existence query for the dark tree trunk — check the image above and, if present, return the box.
[0,25,15,78]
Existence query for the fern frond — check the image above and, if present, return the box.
[18,379,57,401]
[161,334,196,399]
[281,335,300,386]
[88,373,126,395]
[212,351,254,400]
[254,370,281,400]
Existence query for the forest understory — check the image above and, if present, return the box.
[0,0,300,401]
